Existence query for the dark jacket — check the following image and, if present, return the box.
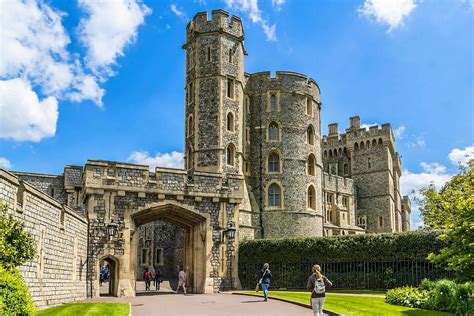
[258,268,272,284]
[307,273,332,298]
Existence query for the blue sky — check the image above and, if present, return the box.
[0,0,473,228]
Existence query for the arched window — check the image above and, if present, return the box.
[270,94,277,111]
[329,149,333,158]
[187,115,194,136]
[226,112,234,132]
[366,140,370,149]
[187,147,193,169]
[324,150,328,159]
[268,183,281,207]
[308,154,316,176]
[360,142,365,150]
[344,163,349,175]
[334,149,338,157]
[372,139,377,147]
[338,148,342,156]
[378,138,383,145]
[307,125,315,145]
[226,144,235,166]
[268,152,280,173]
[355,143,359,151]
[308,185,316,210]
[268,122,279,141]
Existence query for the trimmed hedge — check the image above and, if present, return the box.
[239,230,446,264]
[0,267,35,316]
[386,279,473,315]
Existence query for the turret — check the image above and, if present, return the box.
[183,10,246,175]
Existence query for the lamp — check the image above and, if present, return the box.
[107,222,119,240]
[221,222,236,243]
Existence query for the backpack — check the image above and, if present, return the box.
[314,277,325,294]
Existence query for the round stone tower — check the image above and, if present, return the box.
[244,71,323,238]
[183,10,246,176]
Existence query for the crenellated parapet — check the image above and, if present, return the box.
[186,10,244,43]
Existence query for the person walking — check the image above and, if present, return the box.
[177,268,187,295]
[307,264,332,316]
[257,263,272,302]
[155,268,163,291]
[144,268,152,291]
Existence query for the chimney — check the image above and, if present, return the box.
[349,116,360,129]
[328,123,338,136]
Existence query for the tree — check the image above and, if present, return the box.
[418,160,474,281]
[0,202,36,270]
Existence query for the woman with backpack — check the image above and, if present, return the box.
[307,264,332,316]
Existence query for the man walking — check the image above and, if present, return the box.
[144,268,152,291]
[176,267,187,295]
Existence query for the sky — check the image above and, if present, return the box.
[0,0,473,229]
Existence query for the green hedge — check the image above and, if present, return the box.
[0,267,35,316]
[386,279,473,315]
[239,230,446,263]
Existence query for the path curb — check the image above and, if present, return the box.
[231,292,342,316]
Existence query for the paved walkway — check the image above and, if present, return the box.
[89,293,315,316]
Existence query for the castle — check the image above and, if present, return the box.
[0,10,410,307]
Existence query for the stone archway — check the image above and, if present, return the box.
[129,201,213,294]
[98,255,119,297]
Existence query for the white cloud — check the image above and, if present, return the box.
[0,78,58,142]
[448,145,474,166]
[128,151,184,169]
[0,157,12,169]
[359,0,417,32]
[360,122,379,129]
[401,162,452,197]
[78,0,151,76]
[394,125,406,139]
[407,135,425,148]
[272,0,285,10]
[170,4,185,17]
[224,0,277,41]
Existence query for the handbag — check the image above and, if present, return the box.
[255,269,268,292]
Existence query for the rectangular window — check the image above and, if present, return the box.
[342,196,348,207]
[327,193,333,204]
[228,48,232,63]
[306,97,312,116]
[227,78,234,99]
[155,248,163,265]
[207,46,211,62]
[378,216,384,228]
[141,248,148,265]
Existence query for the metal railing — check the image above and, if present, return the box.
[239,260,450,290]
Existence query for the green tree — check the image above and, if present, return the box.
[418,160,474,281]
[0,202,36,270]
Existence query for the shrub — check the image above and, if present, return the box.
[385,286,428,308]
[0,267,35,316]
[386,279,473,315]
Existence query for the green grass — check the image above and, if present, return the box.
[242,291,452,316]
[36,302,129,316]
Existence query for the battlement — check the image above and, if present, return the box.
[246,70,320,96]
[322,116,394,146]
[186,10,244,41]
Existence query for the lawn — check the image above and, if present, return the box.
[242,291,452,316]
[36,302,129,316]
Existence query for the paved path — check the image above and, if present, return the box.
[89,293,315,316]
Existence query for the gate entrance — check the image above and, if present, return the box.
[130,202,211,294]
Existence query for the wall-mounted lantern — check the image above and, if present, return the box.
[107,222,119,241]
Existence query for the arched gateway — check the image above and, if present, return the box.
[84,160,252,298]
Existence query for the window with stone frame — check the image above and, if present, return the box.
[227,78,235,99]
[268,122,279,141]
[268,183,281,207]
[308,154,316,176]
[188,115,194,136]
[342,196,348,207]
[378,216,384,228]
[226,112,235,132]
[228,48,233,63]
[267,152,280,173]
[343,163,349,175]
[270,94,277,111]
[326,192,334,205]
[308,185,316,210]
[155,248,164,265]
[141,248,149,265]
[306,97,313,116]
[226,144,235,166]
[307,125,315,145]
[207,46,211,62]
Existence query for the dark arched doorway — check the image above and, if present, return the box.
[99,256,119,297]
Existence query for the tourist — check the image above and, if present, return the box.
[177,268,187,295]
[307,264,332,316]
[144,268,152,291]
[257,263,272,302]
[155,268,163,291]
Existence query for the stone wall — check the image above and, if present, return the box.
[0,169,88,310]
[14,171,67,205]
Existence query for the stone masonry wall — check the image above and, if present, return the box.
[0,169,88,310]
